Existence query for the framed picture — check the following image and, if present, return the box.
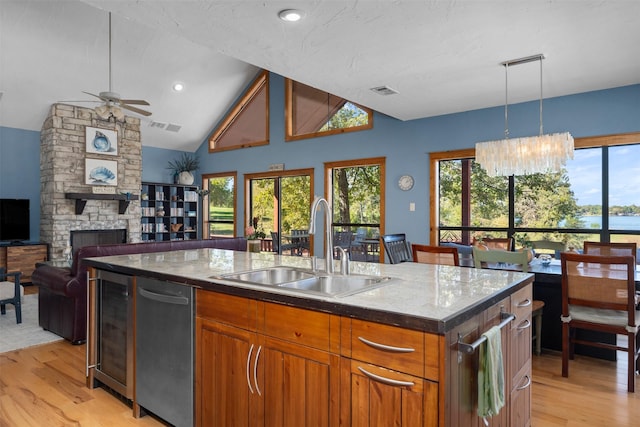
[85,158,118,186]
[86,126,117,155]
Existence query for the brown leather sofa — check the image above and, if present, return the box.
[32,238,247,344]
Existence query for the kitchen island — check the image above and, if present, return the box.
[84,248,533,427]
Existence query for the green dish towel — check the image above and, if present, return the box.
[477,325,505,421]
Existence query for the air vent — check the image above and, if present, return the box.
[370,86,398,96]
[149,121,167,129]
[166,124,182,133]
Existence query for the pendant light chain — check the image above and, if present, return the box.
[539,58,544,136]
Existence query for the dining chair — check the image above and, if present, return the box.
[583,241,637,260]
[381,234,413,264]
[472,247,530,272]
[474,237,514,251]
[0,267,24,324]
[411,244,459,266]
[530,240,566,257]
[560,252,639,392]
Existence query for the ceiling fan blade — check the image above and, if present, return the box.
[120,99,150,106]
[119,103,152,117]
[82,91,107,101]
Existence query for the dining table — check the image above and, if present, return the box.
[468,256,640,361]
[281,232,310,256]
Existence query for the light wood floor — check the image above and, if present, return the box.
[1,340,638,427]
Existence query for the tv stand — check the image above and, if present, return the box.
[0,242,48,283]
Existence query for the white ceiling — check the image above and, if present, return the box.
[1,0,639,152]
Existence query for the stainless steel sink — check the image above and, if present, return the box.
[279,274,393,297]
[218,266,316,286]
[214,266,393,297]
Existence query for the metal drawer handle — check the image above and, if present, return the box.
[517,375,532,390]
[246,344,254,394]
[517,298,532,308]
[517,319,532,330]
[254,345,262,396]
[357,336,415,353]
[357,366,415,387]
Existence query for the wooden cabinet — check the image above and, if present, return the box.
[341,318,439,427]
[446,284,532,427]
[141,182,199,241]
[509,285,533,427]
[196,290,340,427]
[0,243,48,283]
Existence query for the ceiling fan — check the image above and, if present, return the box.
[83,12,151,119]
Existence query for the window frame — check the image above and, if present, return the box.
[429,132,640,246]
[208,70,269,153]
[284,78,373,142]
[201,171,237,238]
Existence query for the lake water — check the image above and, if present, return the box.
[579,215,640,230]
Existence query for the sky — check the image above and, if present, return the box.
[564,145,640,207]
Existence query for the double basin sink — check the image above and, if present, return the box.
[214,266,393,298]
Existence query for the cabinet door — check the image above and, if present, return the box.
[343,358,436,427]
[258,337,339,427]
[196,318,258,427]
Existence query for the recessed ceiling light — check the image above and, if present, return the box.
[278,9,305,22]
[172,82,185,92]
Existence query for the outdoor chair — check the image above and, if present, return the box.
[0,267,24,324]
[560,252,640,392]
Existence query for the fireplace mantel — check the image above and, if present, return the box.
[65,193,139,215]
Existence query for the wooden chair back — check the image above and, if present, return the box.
[411,244,459,266]
[583,241,637,259]
[381,234,413,264]
[472,247,530,272]
[560,252,638,391]
[474,237,514,251]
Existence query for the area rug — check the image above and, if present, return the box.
[0,293,63,353]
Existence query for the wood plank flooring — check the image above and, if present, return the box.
[1,340,638,426]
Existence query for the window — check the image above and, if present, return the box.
[208,71,269,152]
[202,172,236,238]
[285,79,373,141]
[431,132,640,251]
[325,157,385,262]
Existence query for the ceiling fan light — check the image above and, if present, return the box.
[111,106,125,120]
[95,105,109,119]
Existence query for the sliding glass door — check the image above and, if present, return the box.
[246,169,313,255]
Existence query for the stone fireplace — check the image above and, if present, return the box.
[40,104,142,260]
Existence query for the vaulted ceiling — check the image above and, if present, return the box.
[1,1,639,152]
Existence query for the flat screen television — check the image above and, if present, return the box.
[0,199,30,242]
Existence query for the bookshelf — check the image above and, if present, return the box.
[141,182,199,241]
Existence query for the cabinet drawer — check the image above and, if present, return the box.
[196,290,254,330]
[510,284,533,324]
[262,302,331,351]
[510,314,532,382]
[349,319,426,378]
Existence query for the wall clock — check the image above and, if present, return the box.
[398,175,414,191]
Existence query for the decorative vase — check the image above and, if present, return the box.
[247,239,261,253]
[178,171,194,185]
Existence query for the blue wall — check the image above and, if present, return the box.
[0,126,41,242]
[196,74,640,250]
[1,79,638,249]
[142,145,190,183]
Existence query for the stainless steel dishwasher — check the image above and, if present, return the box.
[135,276,194,427]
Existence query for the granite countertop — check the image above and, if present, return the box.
[83,248,533,334]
